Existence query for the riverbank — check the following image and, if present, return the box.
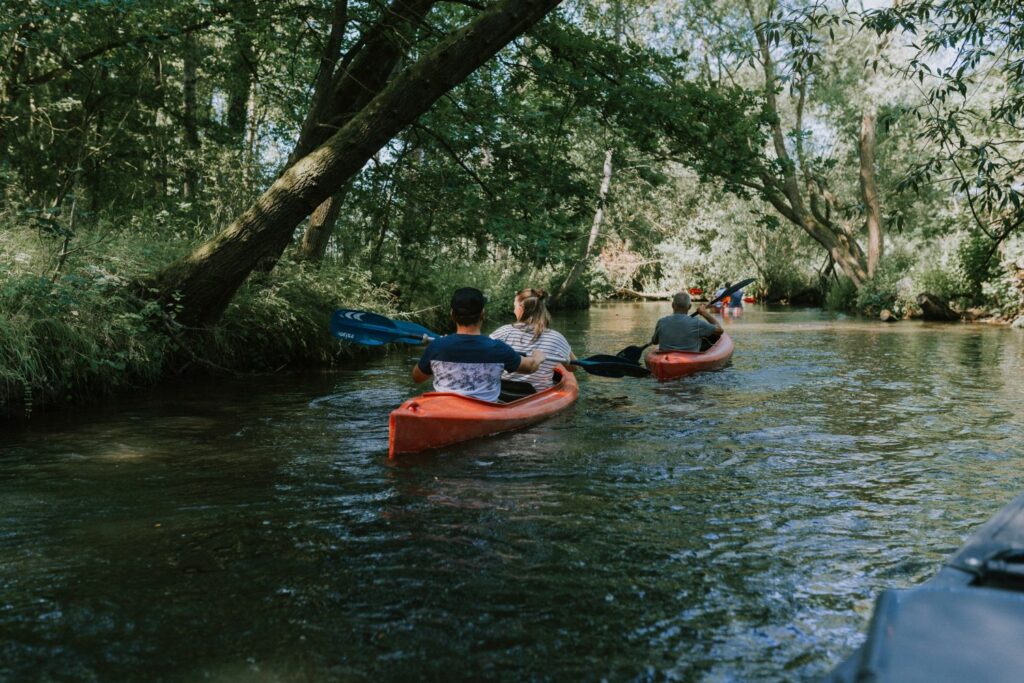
[5,279,1019,421]
[0,259,397,419]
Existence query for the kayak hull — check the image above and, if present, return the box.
[827,491,1024,682]
[645,333,734,382]
[388,365,579,457]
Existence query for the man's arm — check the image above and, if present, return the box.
[695,306,724,335]
[515,348,546,374]
[413,345,434,383]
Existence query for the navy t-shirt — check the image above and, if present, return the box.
[417,334,522,402]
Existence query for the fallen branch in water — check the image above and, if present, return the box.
[615,287,672,300]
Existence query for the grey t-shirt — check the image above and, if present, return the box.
[651,313,718,352]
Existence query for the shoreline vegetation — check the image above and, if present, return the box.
[3,1,1024,418]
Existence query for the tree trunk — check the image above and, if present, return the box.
[264,0,428,273]
[744,0,871,289]
[0,24,33,161]
[151,54,168,198]
[859,110,883,279]
[293,0,423,263]
[556,148,613,302]
[298,187,348,262]
[146,0,565,327]
[182,35,200,199]
[917,293,960,321]
[617,287,671,300]
[225,1,257,144]
[290,0,431,166]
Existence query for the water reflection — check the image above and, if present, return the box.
[1,304,1022,681]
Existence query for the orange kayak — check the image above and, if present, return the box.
[646,333,734,382]
[388,365,579,457]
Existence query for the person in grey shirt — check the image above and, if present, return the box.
[651,291,723,352]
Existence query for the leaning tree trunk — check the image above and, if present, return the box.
[555,148,613,302]
[859,109,883,279]
[293,0,430,263]
[146,0,565,327]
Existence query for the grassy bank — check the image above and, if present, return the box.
[0,223,398,418]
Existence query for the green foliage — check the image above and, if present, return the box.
[0,209,392,415]
[914,266,962,302]
[853,252,913,316]
[212,261,394,370]
[395,256,563,333]
[0,269,172,417]
[863,1,1024,247]
[824,278,858,312]
[956,230,1002,305]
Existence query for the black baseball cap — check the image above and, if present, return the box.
[451,287,486,317]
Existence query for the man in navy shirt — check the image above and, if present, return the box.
[412,288,545,402]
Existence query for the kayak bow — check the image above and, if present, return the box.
[388,365,579,457]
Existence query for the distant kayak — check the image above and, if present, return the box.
[388,365,579,457]
[743,296,755,303]
[645,333,734,382]
[827,492,1024,683]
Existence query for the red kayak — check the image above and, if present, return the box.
[646,333,734,382]
[743,296,755,303]
[388,365,579,457]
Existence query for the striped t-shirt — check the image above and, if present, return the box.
[489,324,572,390]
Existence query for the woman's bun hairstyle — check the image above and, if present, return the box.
[515,287,552,340]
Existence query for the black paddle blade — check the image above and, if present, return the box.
[578,354,650,378]
[615,344,649,364]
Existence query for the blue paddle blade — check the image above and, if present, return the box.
[330,309,431,346]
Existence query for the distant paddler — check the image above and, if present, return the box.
[651,291,723,353]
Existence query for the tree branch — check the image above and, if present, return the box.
[411,122,495,199]
[23,10,231,89]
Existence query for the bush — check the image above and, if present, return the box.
[393,256,563,329]
[213,260,394,370]
[824,277,858,311]
[956,230,1002,305]
[0,270,172,417]
[914,266,962,301]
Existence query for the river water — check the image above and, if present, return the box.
[2,303,1023,681]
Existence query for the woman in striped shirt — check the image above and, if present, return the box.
[490,288,577,391]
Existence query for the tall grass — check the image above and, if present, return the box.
[0,213,394,417]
